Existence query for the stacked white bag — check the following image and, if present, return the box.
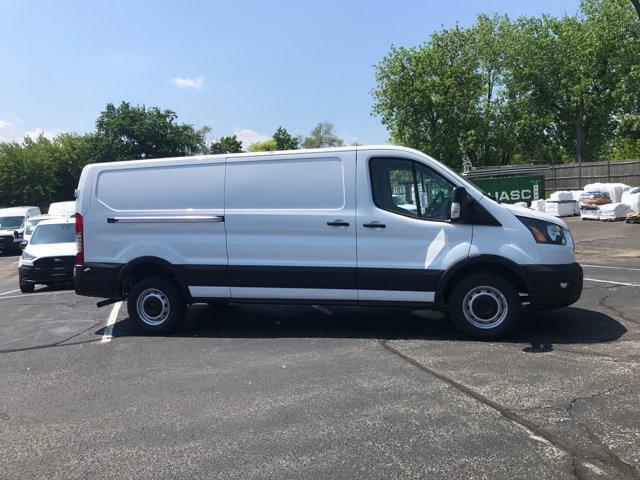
[546,190,577,217]
[580,205,600,220]
[530,199,546,212]
[621,187,640,212]
[549,191,573,201]
[514,201,528,208]
[583,183,630,203]
[599,203,631,221]
[570,191,583,214]
[545,200,576,217]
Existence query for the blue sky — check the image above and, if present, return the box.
[0,0,581,147]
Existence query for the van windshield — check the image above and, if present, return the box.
[30,224,75,245]
[25,219,44,235]
[0,216,24,230]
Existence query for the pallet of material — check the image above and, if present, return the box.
[626,211,640,224]
[599,202,631,221]
[545,200,577,217]
[580,205,600,220]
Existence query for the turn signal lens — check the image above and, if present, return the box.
[529,225,547,242]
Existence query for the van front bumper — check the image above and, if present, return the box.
[20,264,74,285]
[524,262,583,310]
[74,263,123,299]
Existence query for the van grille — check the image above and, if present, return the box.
[0,235,14,246]
[33,256,76,269]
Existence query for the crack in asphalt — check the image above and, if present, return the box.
[599,295,640,326]
[0,319,106,354]
[378,339,640,480]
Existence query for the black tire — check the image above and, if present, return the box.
[127,276,186,335]
[447,272,522,340]
[20,282,35,294]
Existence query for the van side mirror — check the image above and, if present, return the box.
[450,187,467,222]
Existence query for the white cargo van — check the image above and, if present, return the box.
[0,206,41,253]
[74,146,582,338]
[48,201,76,216]
[19,216,76,292]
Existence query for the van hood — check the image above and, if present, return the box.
[502,203,568,229]
[0,228,18,236]
[25,242,77,259]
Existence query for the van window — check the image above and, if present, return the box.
[369,158,454,221]
[0,216,24,230]
[96,163,225,211]
[25,218,44,235]
[30,224,75,244]
[226,157,344,209]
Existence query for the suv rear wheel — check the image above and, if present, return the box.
[448,272,522,339]
[127,276,186,334]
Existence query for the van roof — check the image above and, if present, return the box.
[82,145,428,171]
[0,206,39,215]
[38,216,76,226]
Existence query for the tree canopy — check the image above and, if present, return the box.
[302,122,344,149]
[0,102,212,209]
[373,0,640,169]
[210,135,243,154]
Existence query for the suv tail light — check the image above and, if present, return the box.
[75,213,84,265]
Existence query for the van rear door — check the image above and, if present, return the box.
[356,150,472,303]
[225,151,357,300]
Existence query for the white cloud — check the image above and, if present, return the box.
[23,128,62,141]
[233,128,271,148]
[0,120,10,129]
[171,76,203,89]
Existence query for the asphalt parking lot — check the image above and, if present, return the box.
[1,216,639,480]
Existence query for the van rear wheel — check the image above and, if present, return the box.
[127,276,186,334]
[448,272,521,339]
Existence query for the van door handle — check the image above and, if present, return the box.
[327,221,350,227]
[363,222,386,228]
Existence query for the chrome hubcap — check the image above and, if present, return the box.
[462,286,508,329]
[136,288,170,326]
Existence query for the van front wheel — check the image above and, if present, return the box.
[127,276,186,334]
[448,273,521,339]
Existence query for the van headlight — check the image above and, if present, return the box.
[21,251,36,261]
[516,216,566,245]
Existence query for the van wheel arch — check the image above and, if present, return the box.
[437,256,533,307]
[117,257,190,301]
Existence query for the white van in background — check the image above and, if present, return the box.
[48,201,76,216]
[19,217,76,293]
[0,206,41,253]
[21,214,56,250]
[73,146,582,339]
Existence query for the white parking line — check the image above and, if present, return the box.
[100,302,122,344]
[0,289,19,296]
[0,290,75,301]
[582,264,640,272]
[584,278,640,288]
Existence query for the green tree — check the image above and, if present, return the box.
[373,0,640,167]
[504,0,640,163]
[0,136,59,208]
[373,26,485,169]
[95,102,210,161]
[248,139,278,152]
[302,122,344,149]
[210,135,243,154]
[273,126,300,150]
